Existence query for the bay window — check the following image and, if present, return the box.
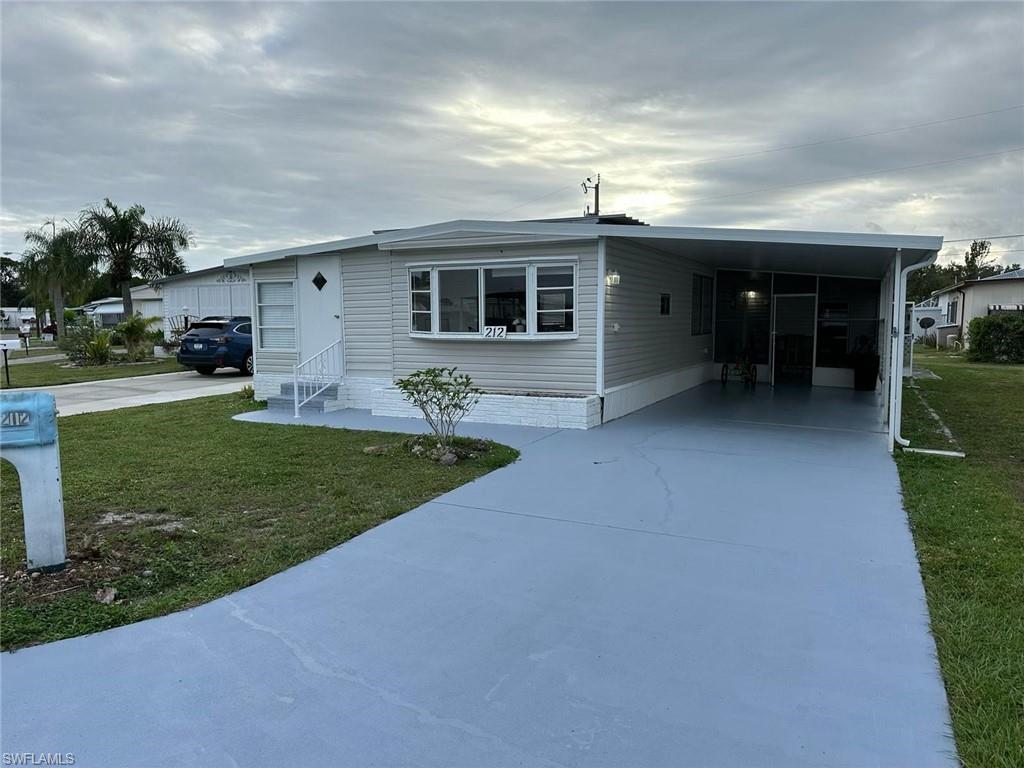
[409,262,576,338]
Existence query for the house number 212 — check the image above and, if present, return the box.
[483,326,507,339]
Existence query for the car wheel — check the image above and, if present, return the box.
[196,366,216,376]
[242,351,253,375]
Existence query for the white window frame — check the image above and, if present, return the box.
[408,260,578,340]
[255,279,296,351]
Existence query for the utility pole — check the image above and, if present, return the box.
[581,174,600,216]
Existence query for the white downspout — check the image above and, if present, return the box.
[892,248,939,449]
[596,236,607,402]
[887,249,902,453]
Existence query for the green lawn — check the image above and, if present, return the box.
[0,395,518,649]
[0,357,185,388]
[897,348,1023,768]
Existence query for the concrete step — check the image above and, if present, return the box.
[266,395,332,414]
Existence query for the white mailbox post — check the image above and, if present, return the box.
[0,392,67,571]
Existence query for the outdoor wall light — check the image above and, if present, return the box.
[605,269,621,287]
[743,290,759,301]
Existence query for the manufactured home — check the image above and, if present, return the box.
[150,265,252,337]
[224,216,943,452]
[929,268,1024,348]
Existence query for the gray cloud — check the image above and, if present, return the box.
[2,1,1022,269]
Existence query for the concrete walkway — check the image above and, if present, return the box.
[0,384,955,766]
[6,351,65,365]
[4,369,249,416]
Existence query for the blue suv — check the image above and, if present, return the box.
[177,316,253,376]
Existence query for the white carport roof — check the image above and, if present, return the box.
[225,219,942,279]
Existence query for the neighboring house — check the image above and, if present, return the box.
[150,266,251,337]
[930,268,1024,348]
[224,215,941,452]
[1,307,36,329]
[74,285,163,328]
[910,297,942,342]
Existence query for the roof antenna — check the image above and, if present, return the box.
[581,174,600,216]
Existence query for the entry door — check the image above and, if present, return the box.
[296,255,343,361]
[771,295,816,386]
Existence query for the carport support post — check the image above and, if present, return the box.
[887,249,902,453]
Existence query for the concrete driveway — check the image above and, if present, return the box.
[0,384,955,767]
[8,369,248,416]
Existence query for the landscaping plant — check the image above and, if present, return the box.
[82,330,113,366]
[58,317,104,365]
[396,367,481,452]
[114,314,161,361]
[966,314,1024,363]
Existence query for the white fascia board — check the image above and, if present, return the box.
[381,233,597,251]
[226,217,944,267]
[377,220,944,252]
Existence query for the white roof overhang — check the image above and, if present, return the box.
[225,219,942,278]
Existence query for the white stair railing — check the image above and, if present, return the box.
[293,339,343,417]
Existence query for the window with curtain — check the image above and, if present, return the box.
[256,281,295,349]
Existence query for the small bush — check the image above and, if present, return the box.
[396,367,481,451]
[58,318,103,365]
[115,314,161,361]
[82,331,113,366]
[967,315,1024,363]
[238,384,255,401]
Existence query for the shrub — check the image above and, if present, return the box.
[396,367,481,451]
[58,317,103,365]
[967,315,1024,363]
[82,331,113,366]
[238,384,255,401]
[115,314,161,361]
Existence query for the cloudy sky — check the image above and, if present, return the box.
[2,1,1022,270]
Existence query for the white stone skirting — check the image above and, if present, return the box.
[342,377,393,409]
[602,363,714,422]
[372,387,602,429]
[253,372,293,401]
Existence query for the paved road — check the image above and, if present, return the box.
[0,385,955,766]
[4,369,248,415]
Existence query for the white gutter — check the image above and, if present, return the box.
[596,236,607,400]
[891,248,940,450]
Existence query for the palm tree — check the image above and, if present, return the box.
[79,199,193,317]
[20,220,94,337]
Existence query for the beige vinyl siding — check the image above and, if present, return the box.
[604,238,713,389]
[390,242,599,394]
[252,258,298,374]
[341,247,393,376]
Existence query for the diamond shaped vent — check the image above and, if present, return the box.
[312,271,327,291]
